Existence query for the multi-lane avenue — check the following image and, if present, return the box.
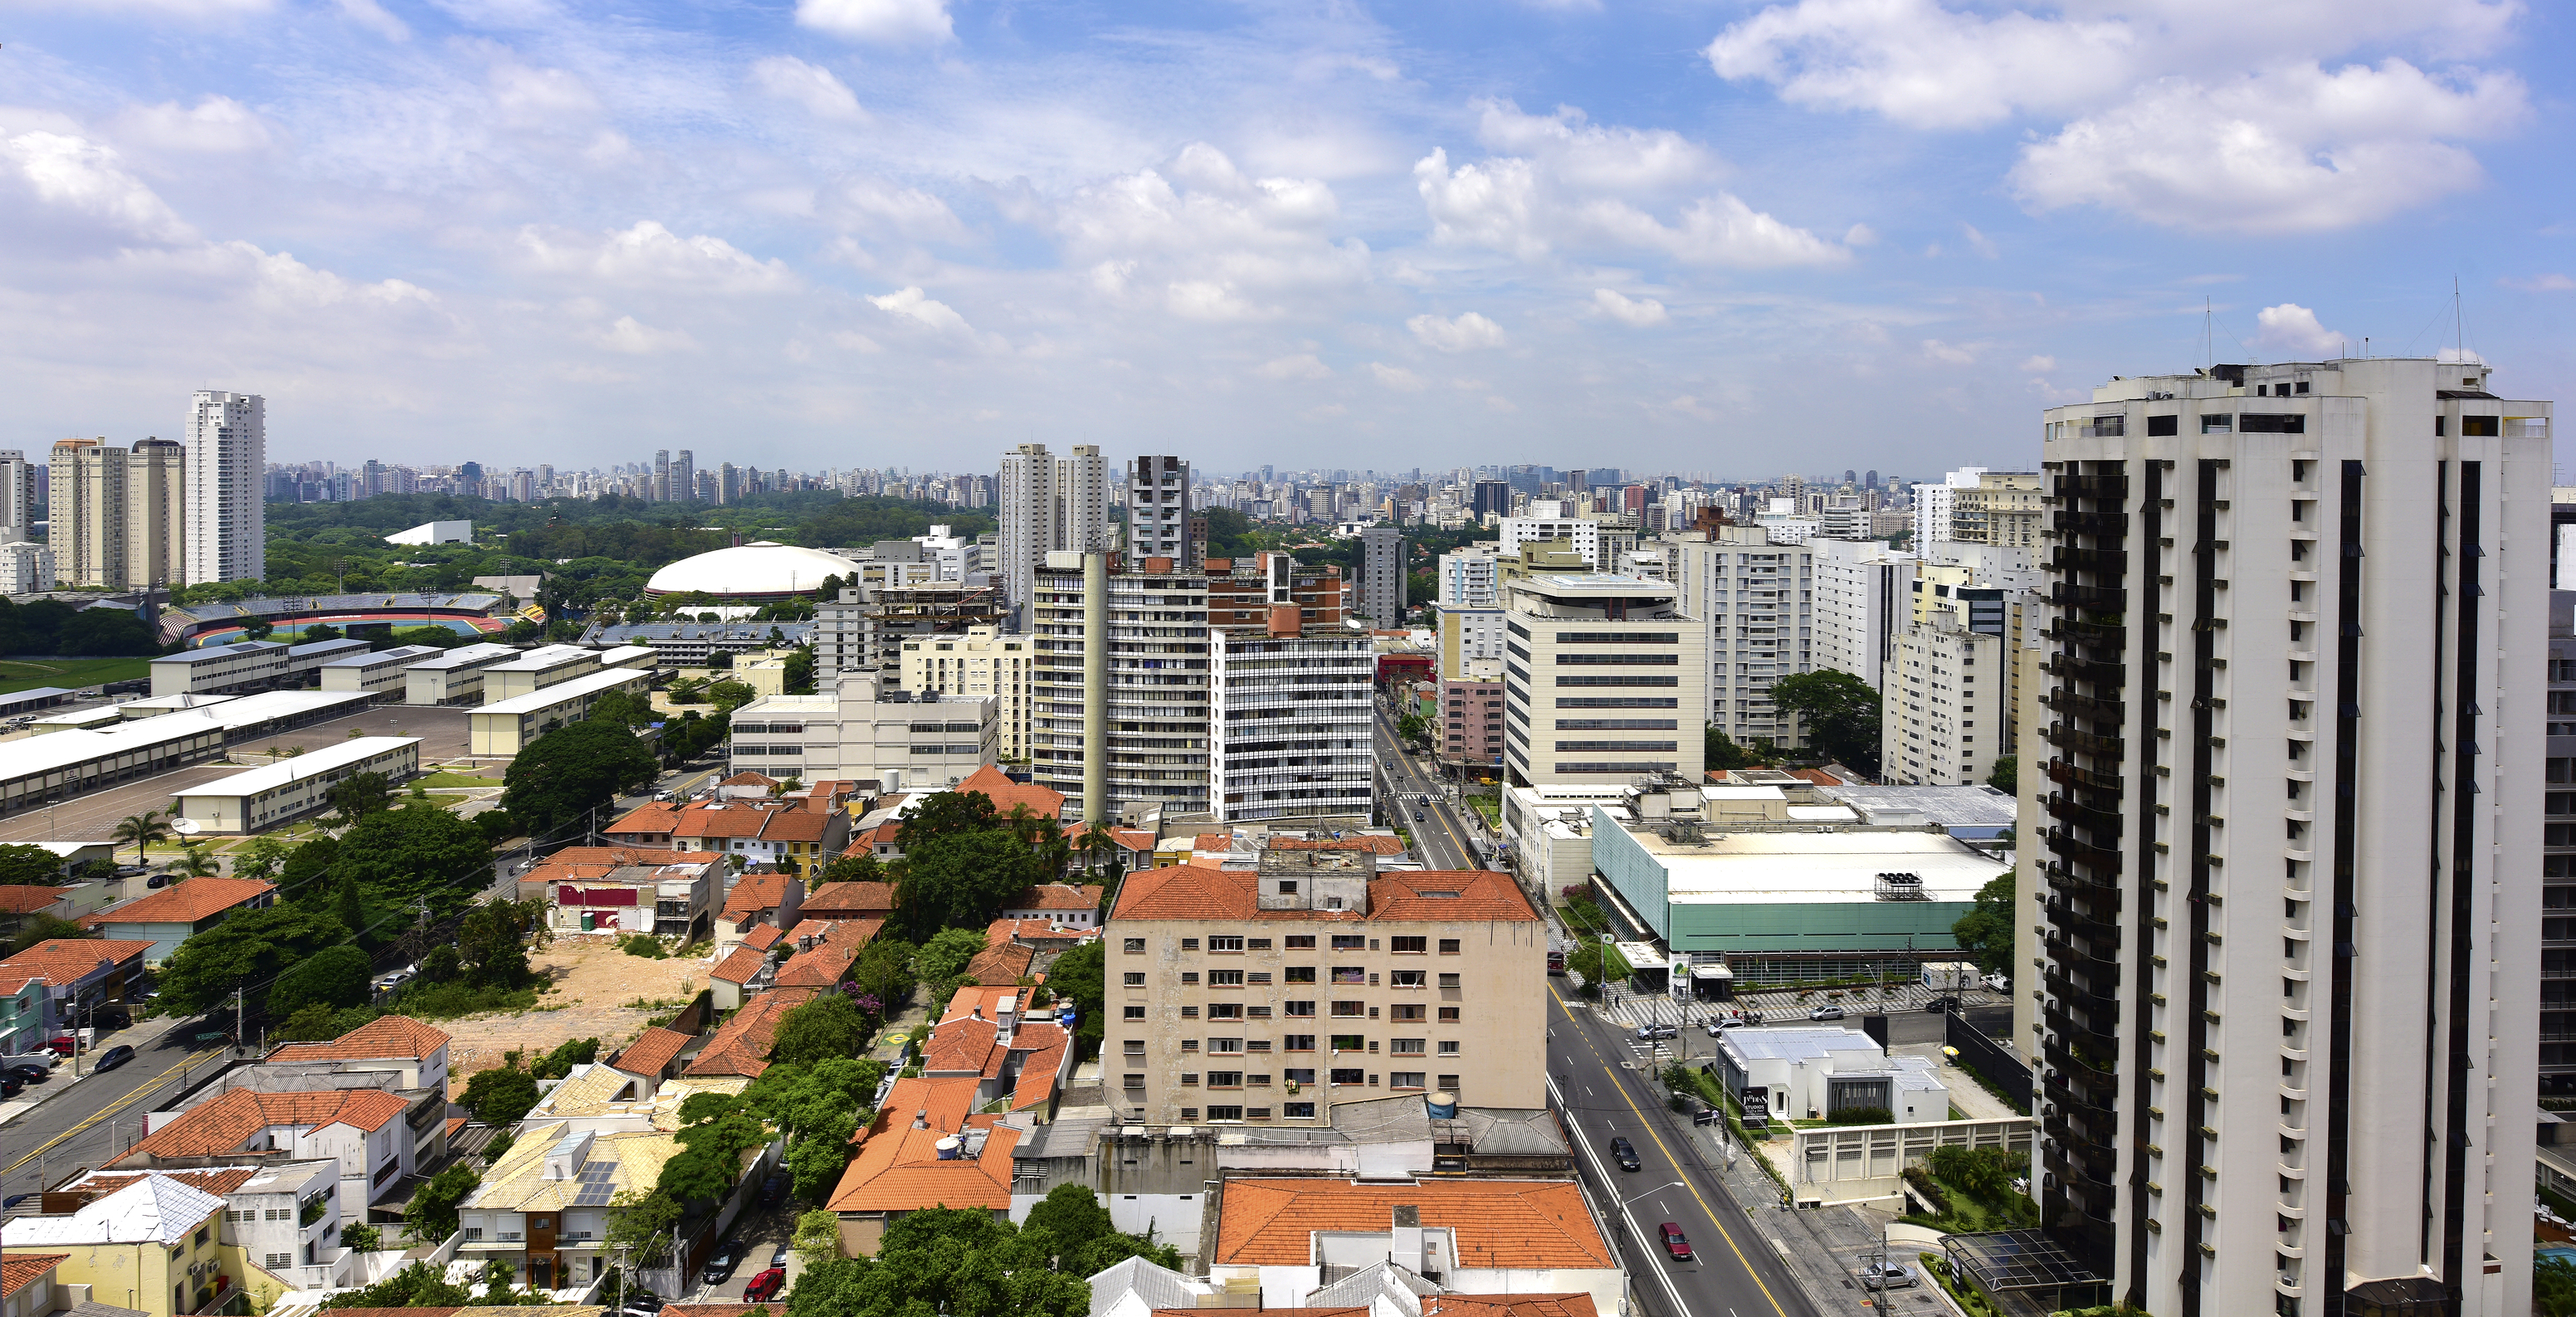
[1372,700,1486,871]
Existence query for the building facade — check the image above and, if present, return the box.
[1668,526,1814,749]
[997,443,1107,620]
[1127,456,1194,566]
[900,626,1035,760]
[1208,622,1373,824]
[47,437,125,589]
[1949,471,2043,548]
[1500,572,1705,787]
[1031,554,1212,819]
[1357,525,1406,627]
[2026,357,2547,1315]
[1436,671,1505,773]
[1811,536,1911,692]
[2549,590,2576,1097]
[1437,546,1500,608]
[184,391,265,585]
[1878,602,2002,786]
[124,438,184,589]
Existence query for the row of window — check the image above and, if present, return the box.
[1155,1037,1460,1054]
[1126,935,1461,954]
[1126,1001,1468,1022]
[1129,968,1461,988]
[1132,1071,1466,1097]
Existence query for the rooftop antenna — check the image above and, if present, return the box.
[2203,297,2213,371]
[2455,275,2466,362]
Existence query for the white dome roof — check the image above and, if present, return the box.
[644,542,855,598]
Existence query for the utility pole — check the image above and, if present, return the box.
[233,987,242,1051]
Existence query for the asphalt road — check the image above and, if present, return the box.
[1373,704,1486,872]
[0,1021,231,1204]
[1548,984,1822,1317]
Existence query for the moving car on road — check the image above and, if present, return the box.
[1808,1005,1847,1022]
[1608,1137,1641,1172]
[1657,1223,1693,1261]
[93,1045,135,1071]
[1634,1023,1677,1041]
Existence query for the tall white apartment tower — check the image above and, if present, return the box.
[1127,455,1193,565]
[1057,444,1109,557]
[998,443,1110,622]
[183,390,265,584]
[2026,358,2547,1316]
[1667,525,1815,749]
[1911,466,1985,549]
[0,451,37,543]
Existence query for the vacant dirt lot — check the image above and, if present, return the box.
[439,934,711,1091]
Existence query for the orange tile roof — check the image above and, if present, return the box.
[114,1087,416,1163]
[824,1076,1018,1212]
[1110,866,1258,920]
[71,1168,257,1199]
[722,874,793,921]
[267,1015,451,1064]
[1006,883,1102,911]
[1268,835,1408,856]
[1007,1023,1069,1111]
[0,887,69,915]
[756,809,836,843]
[605,802,682,837]
[0,939,151,986]
[1426,1296,1599,1317]
[710,945,769,986]
[985,918,1089,945]
[961,942,1034,987]
[741,925,784,952]
[672,804,777,841]
[0,1256,66,1297]
[80,877,275,926]
[1193,832,1234,851]
[1368,871,1539,923]
[842,823,902,857]
[1213,1179,1611,1270]
[1110,867,1535,924]
[775,919,879,988]
[1110,829,1158,853]
[921,1016,999,1076]
[952,765,1066,822]
[683,989,812,1078]
[613,1027,695,1077]
[721,772,778,788]
[803,882,897,916]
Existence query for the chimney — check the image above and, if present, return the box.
[1266,604,1300,638]
[913,1110,929,1129]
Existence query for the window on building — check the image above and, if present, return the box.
[1285,1102,1317,1118]
[1284,1035,1315,1051]
[1208,935,1244,953]
[1124,973,1145,987]
[1438,1040,1461,1056]
[1208,969,1244,987]
[1285,934,1316,950]
[1285,966,1316,983]
[1438,939,1461,954]
[1437,1075,1461,1091]
[1330,1068,1365,1085]
[1390,1039,1426,1056]
[1208,1003,1242,1020]
[1285,1001,1315,1016]
[1124,1005,1145,1019]
[1391,970,1426,988]
[1390,936,1427,954]
[1124,938,1146,954]
[1331,1033,1365,1051]
[1331,934,1365,951]
[1391,1004,1425,1022]
[1389,1071,1427,1090]
[1180,938,1200,950]
[1438,1006,1461,1022]
[1331,1001,1366,1017]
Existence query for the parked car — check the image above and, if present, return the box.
[768,1246,790,1271]
[740,1269,785,1303]
[1412,810,1425,821]
[145,874,169,889]
[1858,1261,1916,1290]
[1983,972,2009,993]
[1635,1022,1678,1041]
[1658,1222,1694,1261]
[0,1076,22,1100]
[43,1037,75,1056]
[700,1242,740,1285]
[759,1173,788,1208]
[1808,1005,1847,1022]
[112,865,146,878]
[1608,1137,1641,1172]
[1923,996,1960,1013]
[93,1045,135,1072]
[617,1295,664,1313]
[1,1193,33,1210]
[1546,951,1566,976]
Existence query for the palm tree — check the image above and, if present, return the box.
[171,841,219,879]
[1076,822,1117,876]
[112,811,169,866]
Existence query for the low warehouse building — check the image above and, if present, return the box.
[318,644,446,698]
[171,736,423,833]
[481,644,603,701]
[402,641,520,705]
[0,715,229,817]
[470,666,655,756]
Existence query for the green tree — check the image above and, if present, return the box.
[156,904,349,1015]
[916,926,988,985]
[896,831,1041,941]
[771,992,871,1069]
[529,1037,601,1080]
[706,680,759,715]
[334,804,495,923]
[461,1066,541,1126]
[893,789,1001,848]
[793,1208,844,1268]
[780,1208,1088,1317]
[1705,725,1760,771]
[1765,668,1883,775]
[812,852,888,888]
[229,836,292,885]
[2541,1256,2576,1317]
[320,1261,473,1310]
[170,841,220,878]
[1949,871,2015,974]
[274,1002,381,1041]
[1046,939,1104,1060]
[849,936,919,1015]
[604,1188,684,1266]
[501,717,659,838]
[278,835,340,899]
[403,1165,481,1242]
[334,875,367,941]
[587,688,654,729]
[339,1222,382,1254]
[1021,1183,1111,1254]
[111,811,170,866]
[1986,755,2017,797]
[783,645,817,695]
[0,843,67,886]
[1396,709,1431,746]
[456,900,540,988]
[9,914,95,955]
[267,944,373,1018]
[328,772,397,827]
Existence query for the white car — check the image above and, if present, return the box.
[1983,972,2009,993]
[1857,1261,1916,1290]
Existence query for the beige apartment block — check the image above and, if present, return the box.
[48,437,126,589]
[1106,847,1545,1125]
[1949,470,2043,548]
[900,625,1034,759]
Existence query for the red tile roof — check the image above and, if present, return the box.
[1007,1023,1069,1112]
[1213,1179,1611,1269]
[1368,871,1539,922]
[960,941,1034,987]
[683,989,812,1078]
[803,882,896,917]
[952,766,1066,822]
[267,1015,451,1064]
[1110,866,1259,920]
[722,874,793,921]
[1006,883,1102,912]
[984,918,1090,946]
[0,939,152,991]
[775,919,880,988]
[824,1076,1018,1212]
[0,1256,66,1297]
[80,877,275,927]
[612,1027,695,1077]
[113,1087,415,1163]
[1426,1296,1599,1317]
[1110,829,1158,854]
[1110,866,1536,924]
[0,887,70,915]
[721,772,778,788]
[710,945,769,986]
[672,804,776,841]
[71,1168,257,1200]
[741,924,784,952]
[605,802,681,838]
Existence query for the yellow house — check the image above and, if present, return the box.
[8,1174,243,1317]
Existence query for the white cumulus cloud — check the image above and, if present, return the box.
[514,221,798,293]
[1368,363,1426,392]
[870,285,972,333]
[0,130,199,246]
[751,56,867,121]
[1257,354,1333,380]
[1593,288,1669,325]
[2254,303,2344,356]
[597,315,698,354]
[1922,338,1980,364]
[111,96,272,154]
[1408,311,1506,352]
[796,0,953,43]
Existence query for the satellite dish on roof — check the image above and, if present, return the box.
[169,818,201,835]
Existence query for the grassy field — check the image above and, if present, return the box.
[0,656,152,695]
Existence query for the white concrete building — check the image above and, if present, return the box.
[184,390,265,585]
[172,736,422,833]
[467,666,654,756]
[1710,1025,1949,1124]
[402,641,520,705]
[2027,356,2549,1315]
[1880,602,2003,786]
[900,626,1035,760]
[1667,525,1815,749]
[1910,466,1984,551]
[728,671,995,789]
[1496,516,1602,571]
[150,641,290,697]
[1811,537,1912,691]
[316,645,444,698]
[1208,623,1373,824]
[1500,572,1704,787]
[124,438,184,591]
[0,449,36,544]
[1435,546,1500,609]
[1357,525,1406,627]
[481,643,601,700]
[997,443,1106,618]
[1433,605,1505,678]
[0,540,56,594]
[1127,456,1193,566]
[387,519,471,546]
[47,437,125,589]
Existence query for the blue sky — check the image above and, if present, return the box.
[1,0,2566,477]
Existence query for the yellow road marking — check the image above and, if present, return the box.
[1553,986,1795,1317]
[3,1046,228,1175]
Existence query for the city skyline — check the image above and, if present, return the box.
[2,2,2566,471]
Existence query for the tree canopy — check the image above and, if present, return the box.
[785,1208,1088,1317]
[267,944,374,1019]
[328,771,397,827]
[915,926,989,986]
[1046,939,1104,1060]
[0,597,161,656]
[1764,668,1882,776]
[771,992,872,1070]
[1949,871,2015,974]
[501,716,660,838]
[461,1066,541,1126]
[157,905,350,1015]
[0,844,66,887]
[332,803,493,924]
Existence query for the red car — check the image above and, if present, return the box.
[1657,1223,1693,1261]
[44,1037,75,1056]
[741,1268,785,1303]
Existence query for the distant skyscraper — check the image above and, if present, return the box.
[1127,456,1193,565]
[184,391,265,584]
[124,437,183,589]
[1358,524,1407,627]
[998,443,1109,618]
[673,449,695,504]
[0,450,36,543]
[1471,479,1511,521]
[49,437,125,589]
[653,449,672,502]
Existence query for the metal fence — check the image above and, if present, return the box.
[1944,1008,2031,1110]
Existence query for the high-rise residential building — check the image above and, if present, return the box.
[1209,612,1373,823]
[124,437,184,590]
[900,625,1036,762]
[2024,357,2547,1315]
[1437,547,1500,609]
[998,443,1109,620]
[1500,571,1705,787]
[183,390,264,585]
[0,541,56,594]
[653,449,671,502]
[1950,471,2045,547]
[48,437,126,589]
[1032,552,1211,819]
[1497,514,1603,571]
[1910,466,1985,549]
[672,450,695,504]
[1811,537,1912,691]
[1668,525,1813,749]
[1879,599,2001,785]
[1103,852,1547,1124]
[1357,525,1406,627]
[0,450,37,543]
[2544,592,2576,1099]
[1127,456,1193,566]
[1471,479,1511,521]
